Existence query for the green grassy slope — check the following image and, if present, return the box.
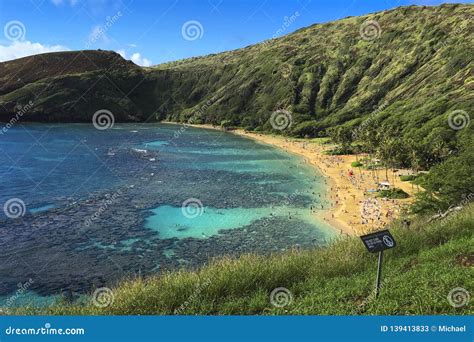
[149,4,473,134]
[17,205,473,315]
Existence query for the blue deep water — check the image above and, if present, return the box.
[0,123,335,306]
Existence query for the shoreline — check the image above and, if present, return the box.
[177,123,415,236]
[230,129,353,235]
[229,130,352,235]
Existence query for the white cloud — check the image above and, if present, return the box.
[115,50,152,67]
[116,49,126,58]
[0,41,69,62]
[131,53,152,67]
[50,0,79,6]
[87,25,111,46]
[0,40,152,67]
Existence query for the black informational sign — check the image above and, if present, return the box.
[360,229,396,253]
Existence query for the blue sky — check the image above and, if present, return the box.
[0,0,471,65]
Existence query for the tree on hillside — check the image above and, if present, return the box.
[359,120,382,179]
[412,145,473,213]
[220,120,232,130]
[377,136,393,181]
[377,135,406,184]
[327,126,353,153]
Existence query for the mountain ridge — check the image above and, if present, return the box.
[0,4,472,140]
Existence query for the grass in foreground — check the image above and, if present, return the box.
[16,206,473,315]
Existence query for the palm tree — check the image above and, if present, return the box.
[407,139,421,193]
[377,135,393,182]
[361,121,380,180]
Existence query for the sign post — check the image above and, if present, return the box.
[360,229,396,298]
[375,250,383,298]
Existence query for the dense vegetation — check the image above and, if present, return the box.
[327,122,472,212]
[1,5,472,131]
[151,4,472,139]
[16,205,473,315]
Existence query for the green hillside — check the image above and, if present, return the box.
[0,4,472,132]
[150,4,473,137]
[0,50,143,122]
[16,205,473,315]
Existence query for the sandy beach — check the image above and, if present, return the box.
[183,123,416,236]
[234,130,418,236]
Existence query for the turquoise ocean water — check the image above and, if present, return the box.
[0,123,335,306]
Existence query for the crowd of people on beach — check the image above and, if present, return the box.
[294,140,410,234]
[252,134,412,235]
